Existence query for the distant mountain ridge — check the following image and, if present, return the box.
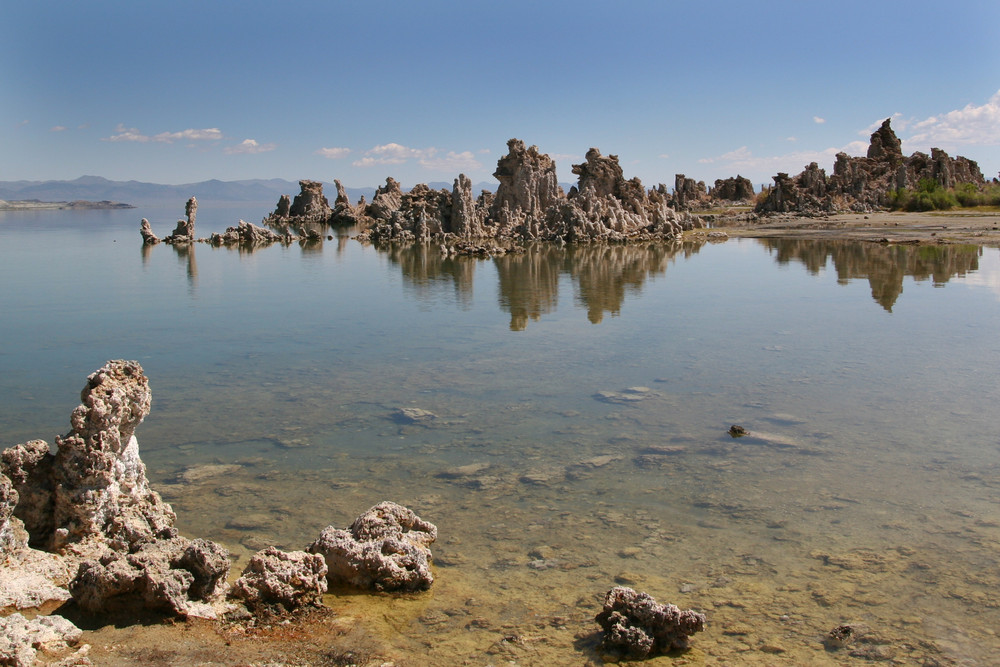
[0,176,503,207]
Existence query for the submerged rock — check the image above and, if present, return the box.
[232,546,328,613]
[307,501,437,592]
[595,586,706,658]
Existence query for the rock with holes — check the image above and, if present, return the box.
[231,546,328,613]
[595,586,706,659]
[307,502,437,592]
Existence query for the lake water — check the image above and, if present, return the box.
[2,205,999,664]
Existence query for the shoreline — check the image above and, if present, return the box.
[0,199,134,211]
[709,209,1000,247]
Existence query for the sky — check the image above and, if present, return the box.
[2,0,999,190]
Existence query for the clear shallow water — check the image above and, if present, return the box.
[2,207,999,664]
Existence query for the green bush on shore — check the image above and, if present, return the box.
[890,180,1000,211]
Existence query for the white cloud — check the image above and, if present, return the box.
[419,151,482,172]
[104,124,223,143]
[353,142,437,167]
[372,142,437,160]
[224,139,276,155]
[658,153,670,159]
[316,147,351,159]
[903,89,1000,151]
[153,128,223,142]
[550,153,581,165]
[786,136,798,142]
[50,125,67,132]
[813,116,826,124]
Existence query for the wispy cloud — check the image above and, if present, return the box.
[50,125,67,132]
[419,151,482,172]
[549,153,582,165]
[813,116,826,124]
[224,139,276,155]
[316,147,351,159]
[903,89,1000,151]
[104,124,223,143]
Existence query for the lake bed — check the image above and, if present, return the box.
[2,206,999,664]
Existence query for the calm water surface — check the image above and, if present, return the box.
[1,206,999,664]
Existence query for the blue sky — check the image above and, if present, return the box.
[3,0,999,189]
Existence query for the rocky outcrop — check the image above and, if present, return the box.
[1,361,231,618]
[0,471,26,555]
[490,139,562,221]
[595,586,706,659]
[262,180,333,227]
[231,547,328,613]
[307,501,437,592]
[0,613,87,667]
[359,140,702,245]
[140,218,160,245]
[163,197,197,243]
[289,180,332,221]
[672,174,708,210]
[208,220,287,247]
[329,179,369,226]
[709,175,755,203]
[69,536,231,616]
[757,119,986,214]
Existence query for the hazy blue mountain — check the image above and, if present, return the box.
[0,176,505,207]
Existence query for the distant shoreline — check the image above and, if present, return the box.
[0,199,134,211]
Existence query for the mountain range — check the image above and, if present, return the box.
[0,176,508,207]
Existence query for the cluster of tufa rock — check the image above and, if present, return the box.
[595,586,707,659]
[756,118,985,215]
[1,360,439,665]
[141,195,323,249]
[259,139,708,245]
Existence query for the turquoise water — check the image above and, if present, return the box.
[2,206,999,664]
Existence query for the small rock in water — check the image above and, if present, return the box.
[394,407,438,424]
[595,387,654,404]
[179,463,243,484]
[437,462,490,479]
[728,424,748,438]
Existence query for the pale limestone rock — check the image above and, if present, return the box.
[232,546,328,613]
[1,361,231,617]
[69,536,230,617]
[0,613,87,667]
[209,220,285,247]
[490,139,561,221]
[308,502,437,592]
[139,218,159,245]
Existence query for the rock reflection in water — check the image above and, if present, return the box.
[387,240,707,329]
[759,239,981,311]
[383,243,477,309]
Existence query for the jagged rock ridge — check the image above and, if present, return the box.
[340,139,704,244]
[756,119,985,214]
